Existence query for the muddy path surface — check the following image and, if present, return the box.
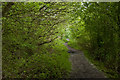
[64,43,106,78]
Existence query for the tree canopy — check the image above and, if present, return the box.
[2,2,120,78]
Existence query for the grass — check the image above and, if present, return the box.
[83,50,120,78]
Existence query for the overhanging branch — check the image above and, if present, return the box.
[2,2,14,17]
[38,36,58,46]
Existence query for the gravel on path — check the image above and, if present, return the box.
[64,43,106,78]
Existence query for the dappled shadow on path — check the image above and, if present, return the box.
[64,43,106,78]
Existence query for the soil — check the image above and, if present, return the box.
[64,43,106,78]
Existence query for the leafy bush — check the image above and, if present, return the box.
[2,2,72,78]
[17,52,71,78]
[69,2,120,78]
[2,39,71,78]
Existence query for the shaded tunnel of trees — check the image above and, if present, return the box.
[2,2,120,78]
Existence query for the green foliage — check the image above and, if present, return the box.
[69,2,120,78]
[2,2,71,78]
[3,48,71,78]
[18,52,71,78]
[2,2,120,78]
[67,39,80,50]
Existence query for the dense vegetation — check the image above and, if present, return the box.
[2,2,120,78]
[68,2,120,78]
[2,2,72,78]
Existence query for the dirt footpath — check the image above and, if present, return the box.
[64,43,106,78]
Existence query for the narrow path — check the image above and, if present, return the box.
[64,43,106,78]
